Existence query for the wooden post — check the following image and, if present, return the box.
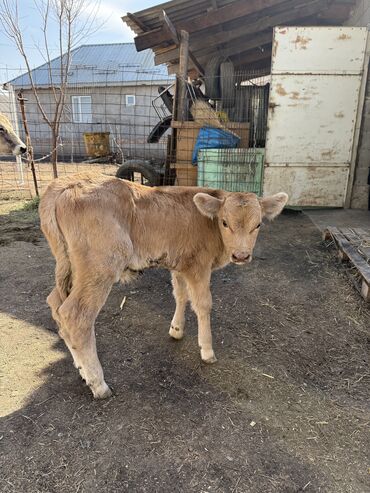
[175,30,189,122]
[18,91,39,197]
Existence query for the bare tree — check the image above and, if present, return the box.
[0,0,101,177]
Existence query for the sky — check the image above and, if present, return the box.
[0,0,160,83]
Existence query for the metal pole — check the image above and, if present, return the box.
[9,85,24,184]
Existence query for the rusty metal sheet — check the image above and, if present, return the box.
[266,74,360,165]
[265,26,368,207]
[272,26,367,74]
[263,167,349,207]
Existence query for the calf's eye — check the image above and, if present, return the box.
[222,220,228,228]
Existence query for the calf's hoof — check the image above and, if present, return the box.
[77,366,86,382]
[201,348,217,364]
[169,324,184,340]
[92,382,112,400]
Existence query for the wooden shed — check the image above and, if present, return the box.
[122,1,370,209]
[123,0,357,75]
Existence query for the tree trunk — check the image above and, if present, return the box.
[51,128,58,178]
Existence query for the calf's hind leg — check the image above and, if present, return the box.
[57,272,115,399]
[169,272,188,340]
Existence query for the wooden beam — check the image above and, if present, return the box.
[189,0,330,52]
[162,10,179,43]
[155,48,179,65]
[155,29,272,65]
[134,0,287,52]
[235,59,272,73]
[161,10,205,76]
[168,49,272,75]
[126,12,149,33]
[318,2,354,22]
[188,52,204,76]
[231,46,272,66]
[199,30,273,59]
[230,12,323,67]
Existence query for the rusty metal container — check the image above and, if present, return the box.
[83,132,110,158]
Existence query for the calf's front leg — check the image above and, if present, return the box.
[184,270,216,363]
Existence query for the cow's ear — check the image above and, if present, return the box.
[259,192,288,220]
[194,193,224,218]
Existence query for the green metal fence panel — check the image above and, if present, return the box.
[197,148,264,194]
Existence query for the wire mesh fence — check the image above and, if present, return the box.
[0,65,269,198]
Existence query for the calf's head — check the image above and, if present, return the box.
[194,191,288,265]
[0,113,27,156]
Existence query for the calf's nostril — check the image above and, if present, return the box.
[20,146,27,154]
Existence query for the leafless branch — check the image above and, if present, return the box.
[0,0,101,176]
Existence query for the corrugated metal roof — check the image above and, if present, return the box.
[9,43,172,88]
[123,0,356,73]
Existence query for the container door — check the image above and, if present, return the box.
[264,26,368,206]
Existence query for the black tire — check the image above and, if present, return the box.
[115,160,161,186]
[147,115,172,143]
[220,59,235,108]
[204,56,224,99]
[158,86,174,113]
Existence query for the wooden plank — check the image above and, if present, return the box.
[162,10,179,43]
[161,10,205,75]
[155,29,272,64]
[361,280,370,302]
[199,30,273,61]
[341,228,370,260]
[188,52,205,76]
[134,0,287,52]
[352,228,370,260]
[231,46,272,66]
[189,0,330,52]
[327,227,370,285]
[340,227,361,243]
[168,54,272,75]
[126,12,149,33]
[354,228,370,243]
[317,3,354,23]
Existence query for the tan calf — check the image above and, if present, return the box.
[0,113,26,155]
[39,173,288,399]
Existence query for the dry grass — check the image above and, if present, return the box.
[0,160,118,199]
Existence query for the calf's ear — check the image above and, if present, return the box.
[194,193,224,218]
[259,192,288,220]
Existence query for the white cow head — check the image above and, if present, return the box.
[0,113,27,156]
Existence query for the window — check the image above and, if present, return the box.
[125,94,136,106]
[71,95,92,123]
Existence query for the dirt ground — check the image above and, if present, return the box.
[0,199,369,493]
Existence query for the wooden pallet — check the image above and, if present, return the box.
[323,227,370,302]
